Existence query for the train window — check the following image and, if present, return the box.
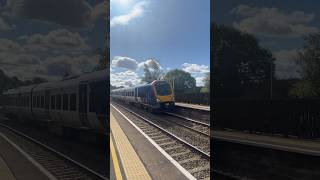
[89,91,95,112]
[51,95,55,109]
[56,94,61,110]
[70,93,76,111]
[63,94,68,110]
[37,96,40,108]
[33,96,36,107]
[154,81,172,96]
[41,96,44,108]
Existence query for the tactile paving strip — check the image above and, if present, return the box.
[110,113,151,180]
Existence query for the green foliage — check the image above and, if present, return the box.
[212,23,275,98]
[110,84,124,90]
[164,69,196,93]
[289,80,315,98]
[94,33,109,71]
[291,32,320,97]
[200,87,210,93]
[203,72,210,92]
[141,58,163,83]
[0,69,47,94]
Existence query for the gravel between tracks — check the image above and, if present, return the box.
[111,102,210,180]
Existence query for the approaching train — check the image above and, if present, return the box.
[111,80,175,111]
[2,70,108,136]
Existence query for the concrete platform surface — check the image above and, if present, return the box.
[110,105,190,180]
[214,130,320,156]
[0,132,51,180]
[175,102,210,111]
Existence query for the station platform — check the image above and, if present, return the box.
[0,131,51,180]
[110,106,191,180]
[175,102,210,111]
[213,129,320,156]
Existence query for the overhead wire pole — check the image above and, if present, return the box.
[270,60,273,99]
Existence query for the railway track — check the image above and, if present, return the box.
[111,102,210,180]
[163,112,210,137]
[0,123,107,180]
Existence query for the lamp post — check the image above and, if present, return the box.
[270,61,273,99]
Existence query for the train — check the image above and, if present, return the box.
[1,70,108,137]
[111,80,175,111]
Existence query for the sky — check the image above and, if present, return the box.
[212,0,320,79]
[0,0,108,81]
[110,0,210,87]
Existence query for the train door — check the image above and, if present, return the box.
[135,88,138,102]
[79,83,89,127]
[45,90,50,120]
[88,81,107,132]
[146,86,151,105]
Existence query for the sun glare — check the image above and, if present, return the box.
[117,0,131,7]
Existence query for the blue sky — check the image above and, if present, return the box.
[213,0,320,79]
[110,0,210,87]
[0,0,107,80]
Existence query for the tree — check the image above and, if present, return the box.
[212,23,275,98]
[141,58,163,83]
[290,32,320,97]
[164,69,196,93]
[94,30,109,71]
[201,72,210,93]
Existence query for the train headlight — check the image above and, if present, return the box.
[156,98,160,102]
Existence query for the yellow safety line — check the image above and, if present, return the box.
[110,112,152,180]
[110,135,123,180]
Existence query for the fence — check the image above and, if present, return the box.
[214,98,320,138]
[174,92,210,105]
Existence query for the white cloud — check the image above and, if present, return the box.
[4,0,107,27]
[43,55,99,77]
[0,17,12,31]
[138,58,162,69]
[0,37,98,80]
[274,49,301,79]
[195,76,205,87]
[182,63,209,74]
[231,5,318,37]
[0,38,25,54]
[111,70,140,87]
[91,1,109,22]
[24,29,89,53]
[111,56,139,70]
[111,1,147,27]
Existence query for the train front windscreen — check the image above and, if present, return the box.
[154,81,172,96]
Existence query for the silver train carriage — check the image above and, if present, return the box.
[2,70,108,135]
[111,80,175,111]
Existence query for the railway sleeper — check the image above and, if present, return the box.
[154,138,172,144]
[170,151,191,158]
[188,165,210,174]
[158,141,176,147]
[163,145,183,151]
[150,134,167,140]
[178,157,200,164]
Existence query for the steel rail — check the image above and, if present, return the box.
[0,122,107,180]
[164,111,210,127]
[112,102,210,159]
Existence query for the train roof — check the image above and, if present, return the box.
[111,80,168,92]
[3,70,107,94]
